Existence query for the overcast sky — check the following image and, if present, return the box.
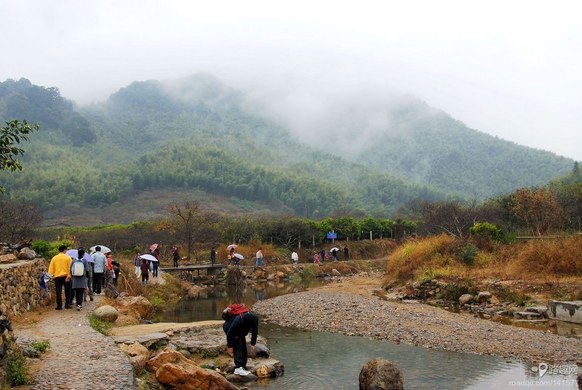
[1,0,581,161]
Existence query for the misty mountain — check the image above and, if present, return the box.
[0,76,443,223]
[0,75,573,225]
[248,87,573,198]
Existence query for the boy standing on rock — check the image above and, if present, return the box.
[48,245,72,310]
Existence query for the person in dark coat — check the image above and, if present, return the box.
[222,304,259,376]
[210,247,216,265]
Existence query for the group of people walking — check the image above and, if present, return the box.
[48,245,119,311]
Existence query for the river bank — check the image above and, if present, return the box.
[252,276,582,365]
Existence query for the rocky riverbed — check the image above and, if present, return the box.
[253,290,582,365]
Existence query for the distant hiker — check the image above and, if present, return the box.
[111,257,121,285]
[150,246,160,277]
[331,248,339,262]
[48,244,72,310]
[255,248,265,267]
[91,246,107,295]
[228,247,238,265]
[133,252,141,276]
[172,246,180,268]
[140,258,150,286]
[344,246,349,260]
[320,248,326,263]
[291,251,299,264]
[210,247,216,265]
[313,253,321,263]
[222,303,259,377]
[70,247,90,311]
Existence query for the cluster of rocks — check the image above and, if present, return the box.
[0,242,37,263]
[94,295,284,388]
[114,324,283,388]
[390,279,553,325]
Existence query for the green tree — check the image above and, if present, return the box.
[0,120,38,192]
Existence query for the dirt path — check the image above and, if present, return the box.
[13,295,135,390]
[253,275,582,365]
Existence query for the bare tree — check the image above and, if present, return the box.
[512,188,562,236]
[160,201,218,260]
[0,199,43,242]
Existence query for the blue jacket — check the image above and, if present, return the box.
[92,252,107,273]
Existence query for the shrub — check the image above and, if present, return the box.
[88,314,113,335]
[459,244,478,265]
[5,344,29,386]
[31,240,51,258]
[30,339,50,353]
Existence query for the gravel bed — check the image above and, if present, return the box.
[253,290,582,365]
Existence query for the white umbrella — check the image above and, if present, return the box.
[330,247,340,252]
[233,253,244,260]
[66,249,94,263]
[139,254,158,262]
[227,244,238,251]
[90,245,111,254]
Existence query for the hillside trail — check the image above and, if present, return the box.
[12,293,135,390]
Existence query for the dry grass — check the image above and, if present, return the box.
[384,234,582,287]
[386,235,459,281]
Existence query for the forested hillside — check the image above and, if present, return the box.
[350,101,573,197]
[0,76,443,222]
[0,75,574,225]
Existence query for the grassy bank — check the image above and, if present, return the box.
[384,234,582,301]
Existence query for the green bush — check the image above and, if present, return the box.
[30,339,50,353]
[459,244,478,265]
[5,345,29,386]
[31,240,51,258]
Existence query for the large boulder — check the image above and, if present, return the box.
[459,294,473,305]
[476,291,492,304]
[0,254,17,264]
[149,349,237,390]
[94,305,119,323]
[359,358,404,390]
[18,248,36,260]
[115,295,153,320]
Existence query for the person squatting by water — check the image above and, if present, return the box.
[222,303,259,376]
[70,247,90,311]
[48,244,72,310]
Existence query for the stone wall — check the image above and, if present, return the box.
[0,258,50,318]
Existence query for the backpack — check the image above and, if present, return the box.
[71,259,85,277]
[222,303,249,321]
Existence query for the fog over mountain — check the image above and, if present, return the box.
[1,1,581,161]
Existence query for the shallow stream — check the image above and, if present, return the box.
[157,282,579,389]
